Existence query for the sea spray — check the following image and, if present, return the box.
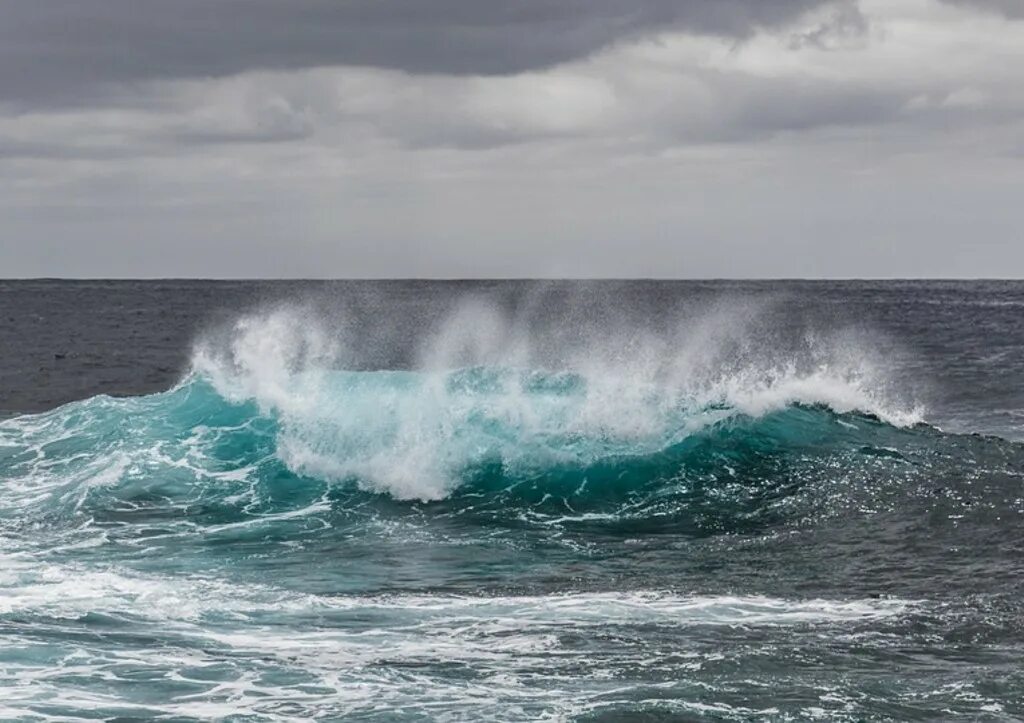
[185,298,921,499]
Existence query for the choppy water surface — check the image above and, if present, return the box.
[1,281,1023,720]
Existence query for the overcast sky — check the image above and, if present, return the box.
[0,0,1021,278]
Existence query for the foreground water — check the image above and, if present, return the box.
[1,281,1023,720]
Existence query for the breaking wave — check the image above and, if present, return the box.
[0,300,956,538]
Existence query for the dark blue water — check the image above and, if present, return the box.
[1,281,1023,720]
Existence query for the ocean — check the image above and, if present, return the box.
[0,280,1022,721]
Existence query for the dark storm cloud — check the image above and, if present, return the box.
[0,0,837,107]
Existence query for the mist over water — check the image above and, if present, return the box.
[1,281,1023,720]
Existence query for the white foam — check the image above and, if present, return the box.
[190,300,924,501]
[192,304,339,416]
[0,554,913,627]
[0,559,918,721]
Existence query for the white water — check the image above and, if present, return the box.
[0,552,915,721]
[191,299,923,500]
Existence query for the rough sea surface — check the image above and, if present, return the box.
[1,280,1023,721]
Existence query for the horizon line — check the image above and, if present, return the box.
[2,277,1024,283]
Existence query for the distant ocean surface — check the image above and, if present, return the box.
[1,280,1023,721]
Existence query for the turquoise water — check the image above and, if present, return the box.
[2,362,1023,719]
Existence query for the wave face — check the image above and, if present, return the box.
[0,368,926,527]
[2,298,1024,721]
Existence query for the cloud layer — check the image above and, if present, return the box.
[0,0,838,106]
[1,0,1022,277]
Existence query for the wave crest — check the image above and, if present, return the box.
[188,303,922,500]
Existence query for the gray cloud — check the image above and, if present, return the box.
[0,0,1022,278]
[0,0,839,107]
[2,0,1020,159]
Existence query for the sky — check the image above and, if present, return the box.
[0,0,1021,278]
